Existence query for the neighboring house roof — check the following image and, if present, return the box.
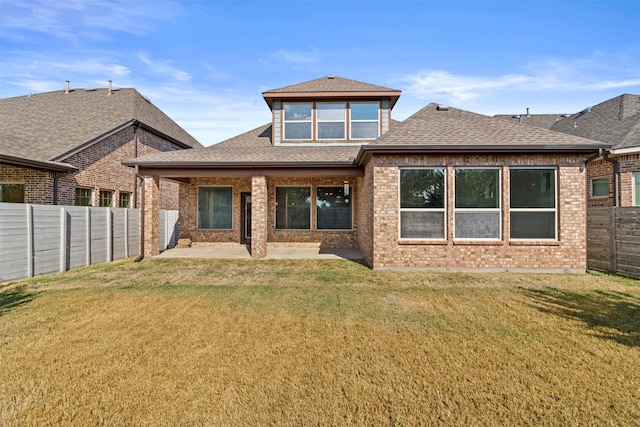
[262,75,402,108]
[549,94,640,151]
[493,114,566,129]
[0,87,203,170]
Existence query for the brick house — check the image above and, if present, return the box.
[128,76,606,271]
[0,82,203,209]
[497,94,640,208]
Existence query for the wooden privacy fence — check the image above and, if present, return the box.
[587,207,640,278]
[0,203,178,282]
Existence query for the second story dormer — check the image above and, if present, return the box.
[262,75,401,145]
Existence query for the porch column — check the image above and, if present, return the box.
[251,175,268,259]
[141,176,160,257]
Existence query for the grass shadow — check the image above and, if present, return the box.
[522,287,640,347]
[0,291,33,316]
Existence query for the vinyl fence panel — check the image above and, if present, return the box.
[0,203,29,282]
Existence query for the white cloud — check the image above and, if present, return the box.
[274,49,319,64]
[137,53,192,82]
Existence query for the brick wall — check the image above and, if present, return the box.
[368,153,588,271]
[0,164,55,204]
[618,154,640,207]
[586,158,614,207]
[178,176,358,248]
[355,161,374,264]
[586,153,640,207]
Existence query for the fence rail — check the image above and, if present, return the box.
[0,203,178,282]
[587,207,640,278]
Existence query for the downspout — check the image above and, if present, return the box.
[134,165,145,262]
[53,173,58,205]
[133,123,139,208]
[602,149,618,207]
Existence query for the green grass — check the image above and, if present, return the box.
[1,259,639,425]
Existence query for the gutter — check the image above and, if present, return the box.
[0,154,78,173]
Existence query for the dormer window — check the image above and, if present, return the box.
[282,101,379,141]
[284,103,312,140]
[350,102,380,139]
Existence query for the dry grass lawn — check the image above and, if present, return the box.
[1,259,639,426]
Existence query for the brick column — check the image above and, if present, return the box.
[251,176,268,259]
[141,176,160,257]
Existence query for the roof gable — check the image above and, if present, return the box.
[0,87,203,163]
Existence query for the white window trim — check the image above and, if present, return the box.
[274,185,312,231]
[283,102,313,141]
[349,101,380,140]
[316,102,346,141]
[316,185,353,231]
[453,167,502,241]
[509,167,558,241]
[398,167,447,241]
[197,185,234,231]
[590,176,609,199]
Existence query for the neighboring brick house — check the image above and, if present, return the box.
[496,94,640,208]
[128,76,606,271]
[0,82,203,209]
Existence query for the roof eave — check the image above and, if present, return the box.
[0,154,78,173]
[262,91,402,109]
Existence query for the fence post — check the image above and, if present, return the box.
[86,207,91,266]
[124,208,129,258]
[60,207,67,273]
[610,207,617,273]
[27,204,34,278]
[107,208,113,262]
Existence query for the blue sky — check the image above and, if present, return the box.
[1,0,639,146]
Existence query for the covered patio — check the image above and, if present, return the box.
[153,246,364,260]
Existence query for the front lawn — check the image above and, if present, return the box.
[1,259,638,425]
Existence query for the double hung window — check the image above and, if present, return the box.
[317,103,346,139]
[399,168,446,239]
[316,186,351,230]
[454,168,500,239]
[276,187,311,230]
[75,188,92,206]
[510,168,557,239]
[350,102,379,139]
[99,190,113,207]
[119,192,131,208]
[198,187,233,230]
[284,103,312,140]
[0,183,25,203]
[590,177,609,198]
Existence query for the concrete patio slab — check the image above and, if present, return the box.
[153,247,364,260]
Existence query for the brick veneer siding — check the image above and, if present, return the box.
[355,161,374,264]
[251,176,268,258]
[586,159,615,208]
[178,176,359,249]
[2,126,185,208]
[142,176,160,257]
[618,153,640,206]
[368,153,588,271]
[0,164,55,204]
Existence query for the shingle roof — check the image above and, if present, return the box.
[127,124,360,167]
[493,114,565,130]
[0,133,77,172]
[0,87,203,165]
[549,94,640,150]
[369,103,608,149]
[263,75,400,94]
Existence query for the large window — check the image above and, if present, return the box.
[590,176,609,198]
[284,103,312,140]
[455,168,500,239]
[119,192,131,208]
[99,190,113,207]
[316,186,352,230]
[75,188,92,206]
[350,102,379,139]
[198,187,233,230]
[0,183,25,203]
[317,103,346,139]
[399,168,446,239]
[510,168,557,239]
[276,187,311,230]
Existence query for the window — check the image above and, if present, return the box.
[590,176,609,198]
[119,192,131,208]
[317,103,346,139]
[455,168,500,239]
[276,187,311,230]
[0,183,25,203]
[99,190,113,207]
[75,188,92,206]
[350,102,379,139]
[317,186,352,230]
[198,187,233,230]
[284,103,312,140]
[399,168,446,239]
[634,173,640,206]
[510,168,557,239]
